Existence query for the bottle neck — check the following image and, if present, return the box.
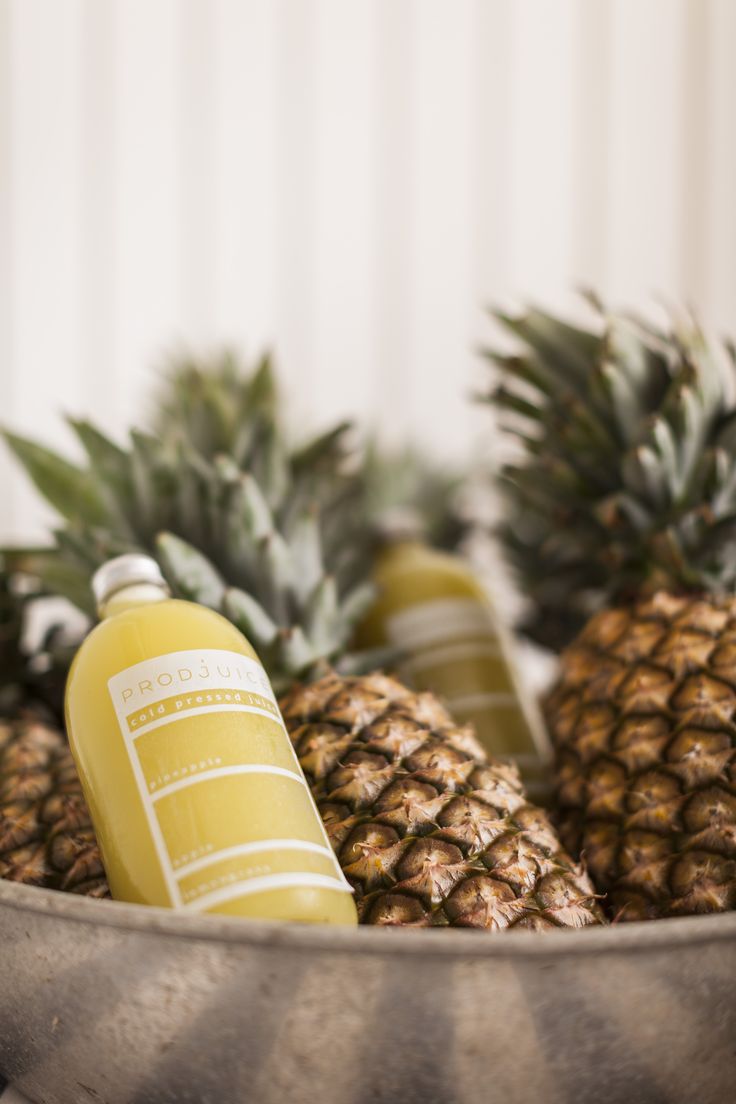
[380,536,425,557]
[99,582,169,620]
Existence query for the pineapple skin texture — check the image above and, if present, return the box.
[0,715,108,896]
[547,591,736,921]
[282,671,602,930]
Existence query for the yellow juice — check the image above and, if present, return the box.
[65,555,356,925]
[357,540,551,799]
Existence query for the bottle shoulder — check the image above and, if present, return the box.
[374,541,483,596]
[83,597,247,640]
[68,599,259,687]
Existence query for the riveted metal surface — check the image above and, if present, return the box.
[1,880,735,1104]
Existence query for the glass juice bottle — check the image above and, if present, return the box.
[357,538,551,801]
[65,554,356,925]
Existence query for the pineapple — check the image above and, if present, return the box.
[282,670,601,929]
[486,300,736,920]
[0,559,107,895]
[2,354,602,929]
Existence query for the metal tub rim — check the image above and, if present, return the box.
[2,877,735,959]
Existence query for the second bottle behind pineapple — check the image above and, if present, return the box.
[356,534,551,801]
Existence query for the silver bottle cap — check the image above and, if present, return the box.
[92,554,168,609]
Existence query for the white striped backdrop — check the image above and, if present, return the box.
[1,0,735,543]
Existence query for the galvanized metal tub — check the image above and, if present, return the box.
[1,879,734,1104]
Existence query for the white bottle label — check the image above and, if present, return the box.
[386,597,549,766]
[108,647,281,738]
[386,597,501,653]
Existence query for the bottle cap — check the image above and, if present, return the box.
[92,554,168,610]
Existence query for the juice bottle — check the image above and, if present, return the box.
[357,537,551,801]
[65,553,356,924]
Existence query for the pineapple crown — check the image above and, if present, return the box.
[483,297,736,650]
[360,443,471,552]
[2,354,378,693]
[151,350,279,461]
